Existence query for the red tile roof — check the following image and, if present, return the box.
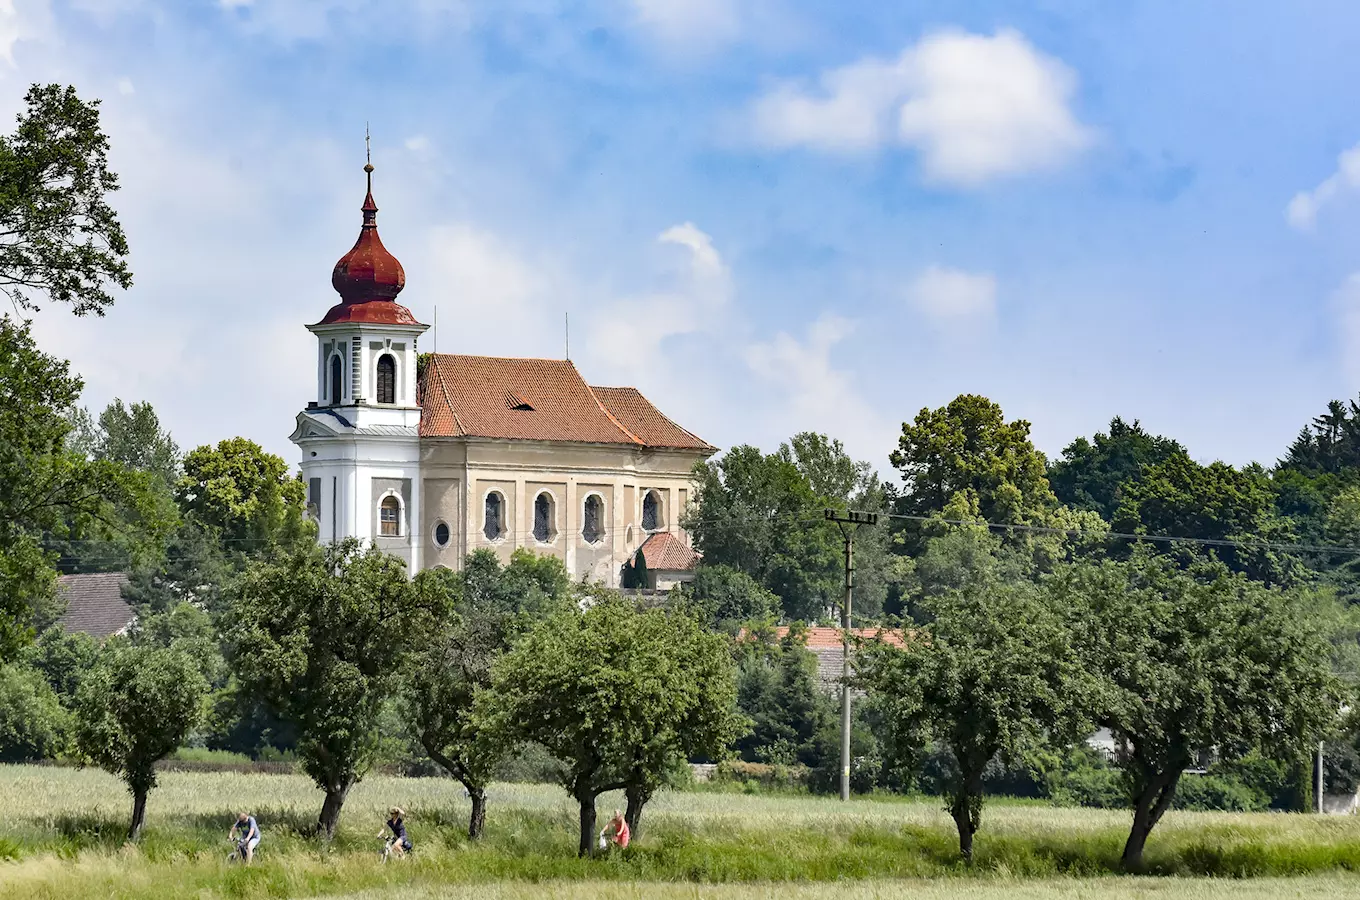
[591,386,715,451]
[419,354,715,451]
[766,626,907,649]
[636,531,701,571]
[58,573,134,638]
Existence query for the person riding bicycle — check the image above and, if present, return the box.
[229,812,260,864]
[599,808,630,852]
[379,807,412,858]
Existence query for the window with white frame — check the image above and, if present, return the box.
[533,492,557,543]
[379,495,401,536]
[484,492,505,541]
[582,494,604,544]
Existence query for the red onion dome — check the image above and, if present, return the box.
[316,163,420,326]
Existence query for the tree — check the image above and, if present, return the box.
[68,399,179,488]
[857,529,1091,861]
[1048,417,1186,521]
[1112,455,1301,584]
[891,394,1057,526]
[404,550,571,839]
[0,317,161,660]
[0,663,68,762]
[176,438,306,552]
[684,444,842,620]
[733,623,834,767]
[226,539,438,840]
[24,625,99,704]
[0,84,131,317]
[1280,397,1360,476]
[671,564,779,630]
[1050,551,1341,869]
[482,595,745,855]
[72,644,206,840]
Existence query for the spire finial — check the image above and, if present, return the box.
[361,125,377,225]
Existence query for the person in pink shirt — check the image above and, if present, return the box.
[599,809,630,852]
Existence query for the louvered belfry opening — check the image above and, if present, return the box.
[330,356,343,405]
[376,354,396,404]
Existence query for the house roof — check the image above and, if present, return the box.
[636,531,702,571]
[765,626,907,649]
[419,354,715,451]
[57,572,134,638]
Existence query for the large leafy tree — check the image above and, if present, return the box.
[1050,551,1340,870]
[857,528,1091,861]
[1048,417,1186,521]
[0,318,161,660]
[483,595,745,855]
[226,539,439,840]
[72,644,206,840]
[0,662,68,762]
[404,550,570,839]
[670,564,779,631]
[733,623,835,767]
[1112,455,1301,584]
[0,84,131,316]
[684,442,843,620]
[891,394,1057,527]
[67,399,179,488]
[177,438,306,551]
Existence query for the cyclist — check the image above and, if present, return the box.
[379,807,412,859]
[599,808,630,853]
[229,812,260,864]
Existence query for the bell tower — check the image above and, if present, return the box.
[291,156,426,569]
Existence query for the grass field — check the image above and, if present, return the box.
[3,765,1360,898]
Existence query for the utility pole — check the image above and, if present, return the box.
[825,508,878,802]
[1317,741,1325,814]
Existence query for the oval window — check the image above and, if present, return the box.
[434,521,451,548]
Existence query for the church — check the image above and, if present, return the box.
[289,163,714,587]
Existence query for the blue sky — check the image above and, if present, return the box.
[9,0,1360,476]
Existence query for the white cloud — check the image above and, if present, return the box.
[116,76,135,95]
[748,28,1092,186]
[1287,142,1360,230]
[908,265,997,321]
[0,0,49,66]
[631,0,740,48]
[404,134,430,152]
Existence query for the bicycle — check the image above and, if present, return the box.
[226,838,250,863]
[380,836,412,863]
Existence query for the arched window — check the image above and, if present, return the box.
[533,492,556,543]
[379,496,400,536]
[642,490,661,531]
[330,355,343,405]
[376,354,396,404]
[582,494,604,544]
[484,492,504,541]
[433,521,451,548]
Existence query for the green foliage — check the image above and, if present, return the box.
[1049,417,1186,521]
[891,394,1057,527]
[0,663,68,761]
[23,626,98,704]
[1282,397,1360,477]
[732,623,834,768]
[403,550,573,837]
[0,84,131,316]
[1112,455,1301,584]
[225,539,440,839]
[483,594,746,853]
[857,530,1092,860]
[672,564,779,630]
[176,437,307,550]
[0,317,164,660]
[1052,551,1343,868]
[72,644,207,838]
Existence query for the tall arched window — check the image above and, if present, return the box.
[582,494,604,544]
[376,354,396,404]
[533,492,556,543]
[484,492,504,541]
[330,355,343,405]
[379,496,400,536]
[642,490,661,531]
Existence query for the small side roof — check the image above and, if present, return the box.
[57,572,134,638]
[636,532,702,571]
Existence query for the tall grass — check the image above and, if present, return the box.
[2,765,1360,899]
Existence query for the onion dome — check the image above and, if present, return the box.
[314,162,421,326]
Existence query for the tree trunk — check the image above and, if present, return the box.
[467,785,487,841]
[128,788,148,842]
[576,790,598,858]
[1121,768,1181,871]
[949,791,977,862]
[318,781,351,841]
[624,783,650,840]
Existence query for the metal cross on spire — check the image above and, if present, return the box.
[365,122,371,167]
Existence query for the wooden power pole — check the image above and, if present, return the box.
[825,508,879,802]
